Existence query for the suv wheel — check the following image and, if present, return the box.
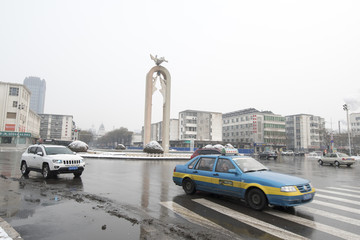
[74,172,82,178]
[21,161,30,175]
[42,164,51,179]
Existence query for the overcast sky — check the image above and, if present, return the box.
[1,0,359,133]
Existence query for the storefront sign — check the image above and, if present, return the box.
[0,131,32,137]
[19,132,31,137]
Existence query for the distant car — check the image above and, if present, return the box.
[282,150,294,156]
[190,147,222,159]
[307,151,322,160]
[173,148,315,211]
[259,151,277,159]
[318,152,355,167]
[294,152,305,156]
[20,144,85,178]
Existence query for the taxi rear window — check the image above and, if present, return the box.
[188,159,197,169]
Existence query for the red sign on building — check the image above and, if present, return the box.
[5,124,15,131]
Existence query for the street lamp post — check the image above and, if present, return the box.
[342,104,351,156]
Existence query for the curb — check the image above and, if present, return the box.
[0,217,23,240]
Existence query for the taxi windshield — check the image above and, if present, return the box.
[232,157,268,173]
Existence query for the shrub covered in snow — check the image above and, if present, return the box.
[225,143,235,149]
[115,144,126,150]
[143,141,164,154]
[68,140,89,152]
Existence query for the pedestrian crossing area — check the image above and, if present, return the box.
[161,186,360,240]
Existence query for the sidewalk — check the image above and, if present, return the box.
[0,217,23,240]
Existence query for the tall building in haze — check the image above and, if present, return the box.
[23,76,46,114]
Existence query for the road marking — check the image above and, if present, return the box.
[326,187,360,194]
[315,193,360,206]
[298,206,360,227]
[159,201,240,239]
[341,186,360,190]
[265,209,360,240]
[316,189,360,199]
[312,200,360,215]
[193,198,308,240]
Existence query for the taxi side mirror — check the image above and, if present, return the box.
[228,169,237,174]
[37,152,43,156]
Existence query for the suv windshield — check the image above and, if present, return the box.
[44,146,74,155]
[232,157,268,173]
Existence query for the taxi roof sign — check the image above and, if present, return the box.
[221,147,239,155]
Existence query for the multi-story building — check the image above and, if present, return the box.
[150,119,179,141]
[285,114,325,152]
[222,108,286,151]
[39,114,74,141]
[23,76,46,114]
[0,81,40,145]
[179,110,222,141]
[350,112,360,136]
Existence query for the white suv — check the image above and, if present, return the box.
[20,144,85,178]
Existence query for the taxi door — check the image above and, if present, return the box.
[211,157,242,197]
[191,156,217,192]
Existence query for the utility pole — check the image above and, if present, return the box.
[342,104,352,156]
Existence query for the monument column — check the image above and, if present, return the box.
[144,55,171,153]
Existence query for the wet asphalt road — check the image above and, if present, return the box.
[1,150,360,240]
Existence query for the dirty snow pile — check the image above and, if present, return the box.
[68,140,89,152]
[143,141,164,154]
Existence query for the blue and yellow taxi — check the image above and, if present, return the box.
[173,148,315,210]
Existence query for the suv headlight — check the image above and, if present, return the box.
[281,186,297,192]
[52,159,63,164]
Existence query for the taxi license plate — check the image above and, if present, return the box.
[69,166,78,170]
[303,193,312,200]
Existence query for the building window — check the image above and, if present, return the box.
[6,112,16,119]
[9,87,19,96]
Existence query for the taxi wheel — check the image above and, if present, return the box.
[334,161,340,167]
[182,178,196,195]
[318,159,323,165]
[247,188,267,211]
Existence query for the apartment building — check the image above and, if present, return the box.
[0,81,40,145]
[222,108,286,150]
[150,119,179,141]
[350,112,360,136]
[23,76,46,114]
[179,110,222,141]
[285,114,325,151]
[39,114,74,141]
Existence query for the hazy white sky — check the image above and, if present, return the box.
[1,0,359,133]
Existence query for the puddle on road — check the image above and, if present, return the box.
[9,200,141,240]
